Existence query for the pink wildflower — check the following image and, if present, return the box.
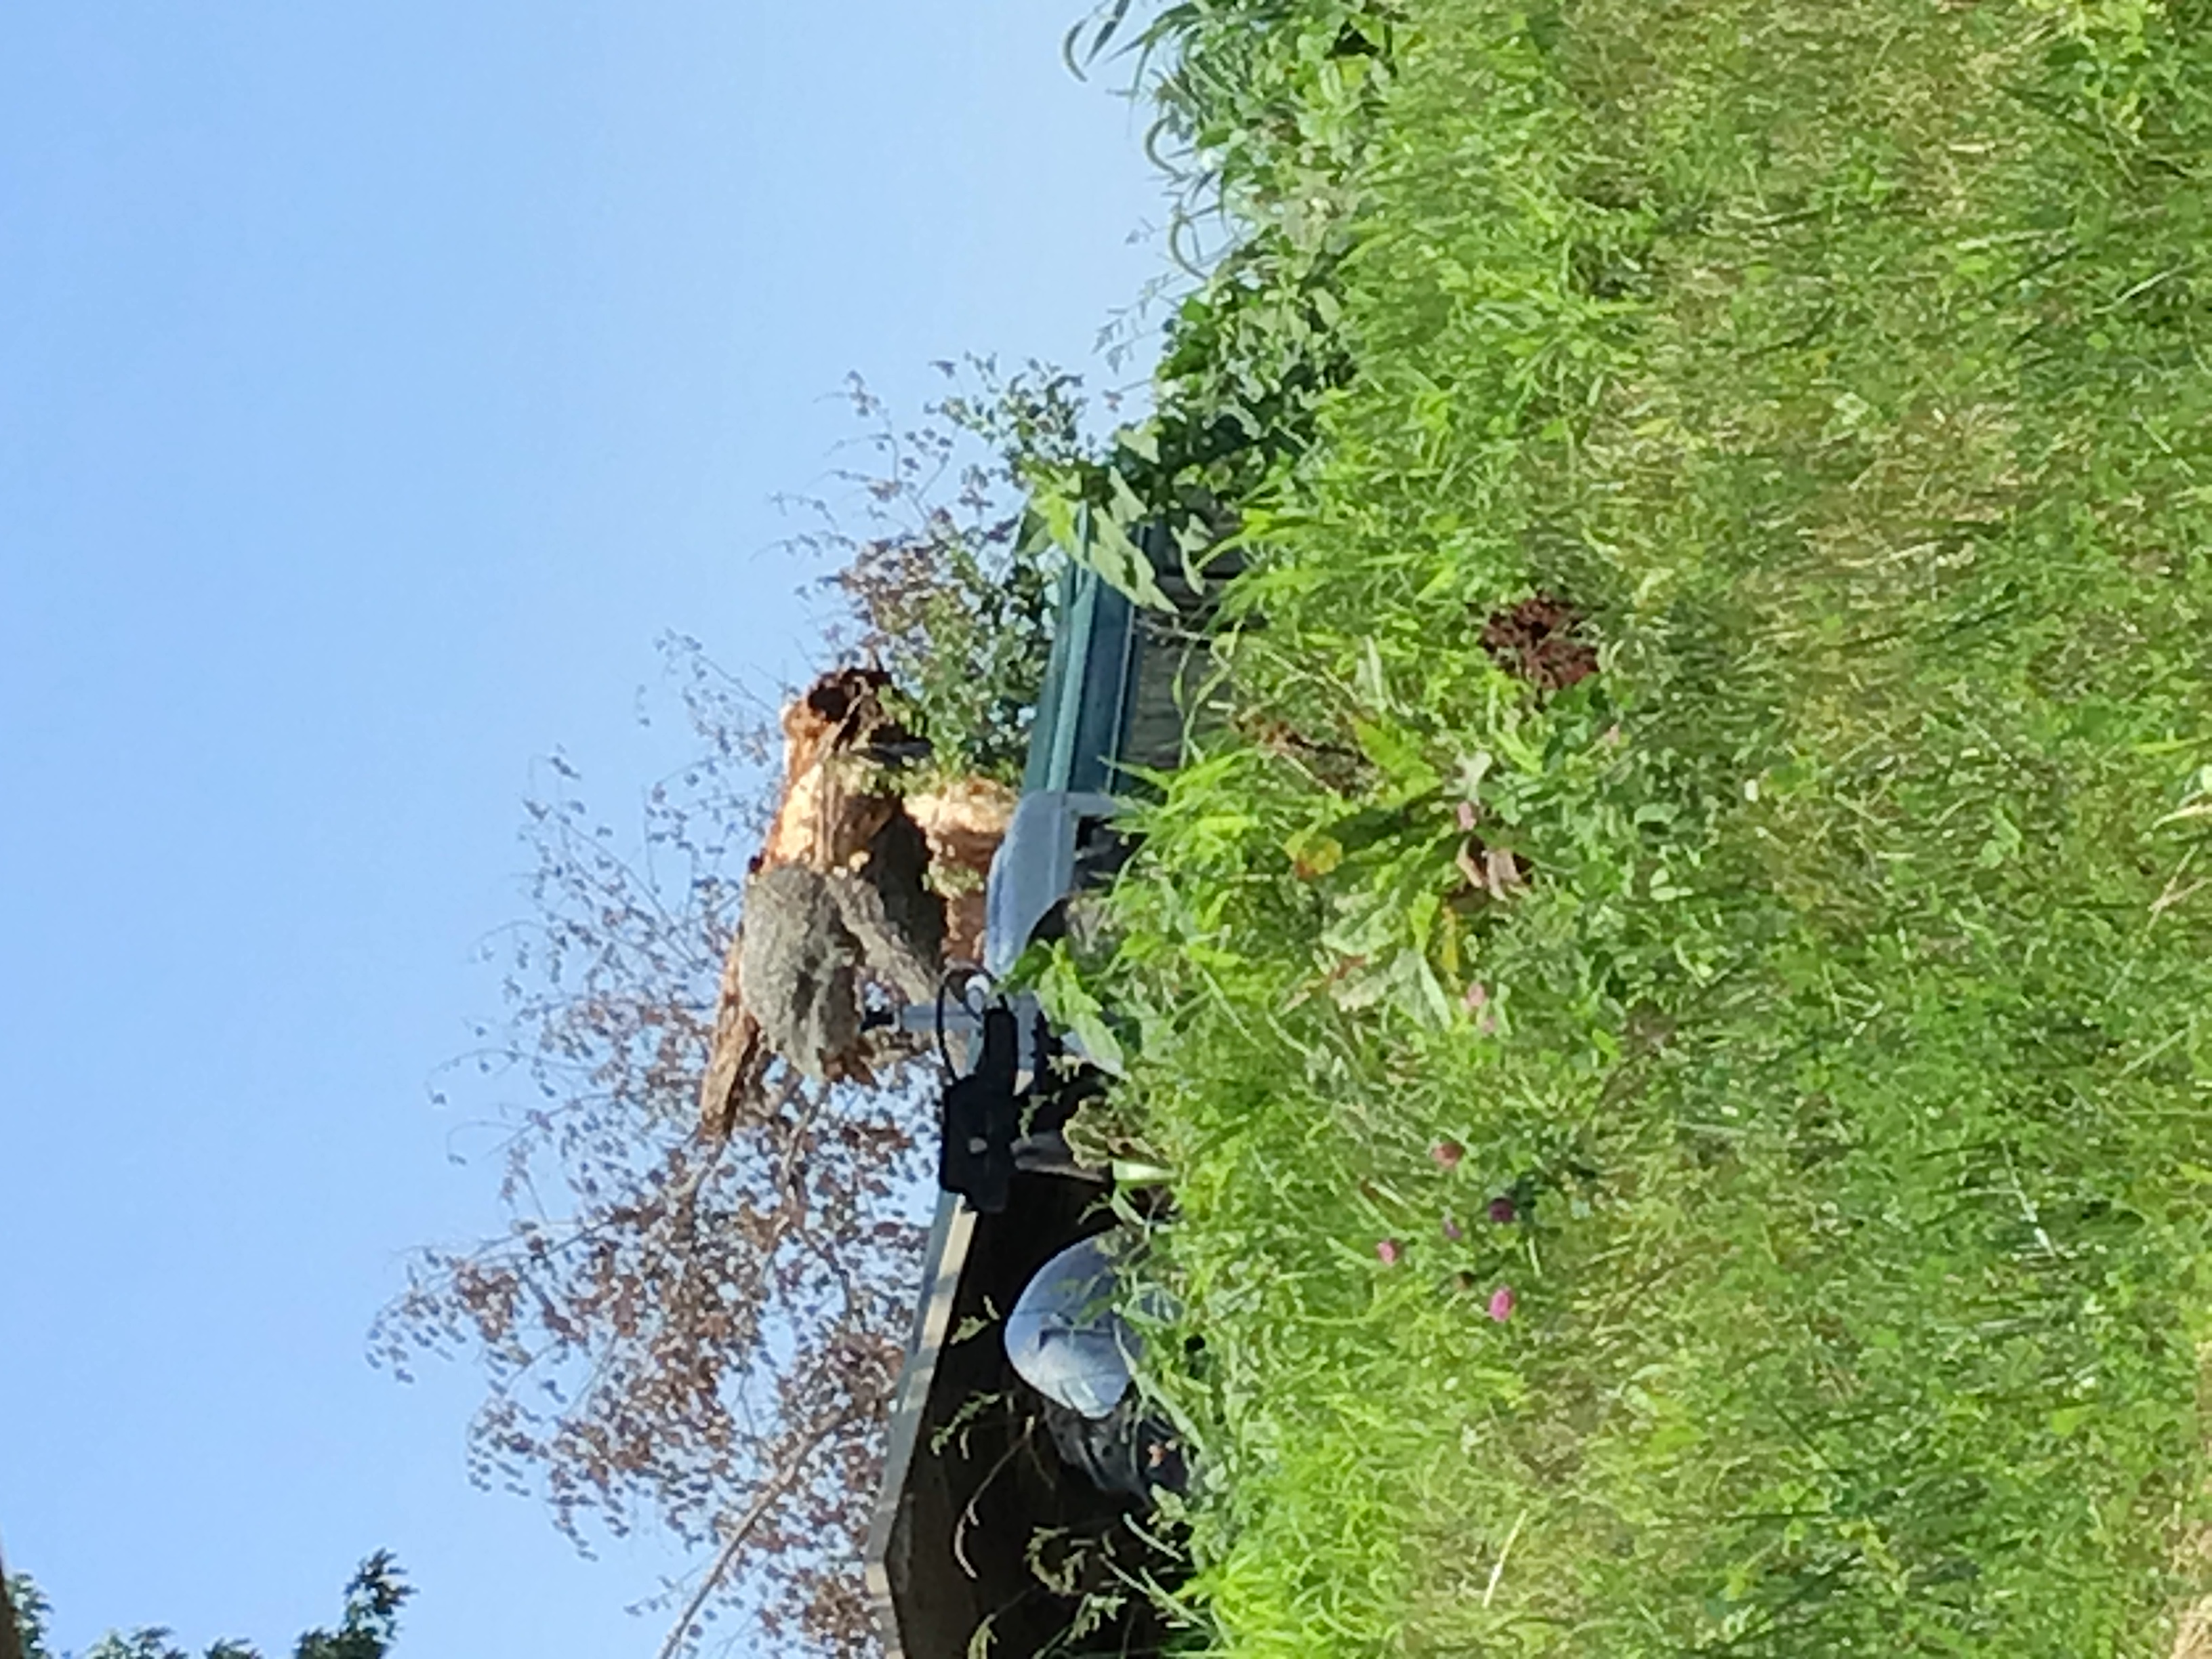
[1441,1214,1464,1242]
[1488,1286,1517,1323]
[1462,981,1489,1012]
[1488,1195,1517,1225]
[1432,1139,1466,1171]
[1376,1239,1401,1267]
[1455,799,1479,832]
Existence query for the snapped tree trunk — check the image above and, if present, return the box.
[698,669,1013,1134]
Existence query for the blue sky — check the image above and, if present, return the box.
[0,5,1166,1653]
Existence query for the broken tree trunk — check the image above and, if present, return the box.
[698,669,1015,1137]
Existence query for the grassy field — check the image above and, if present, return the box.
[1063,0,2212,1652]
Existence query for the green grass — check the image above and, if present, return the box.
[1078,0,2212,1651]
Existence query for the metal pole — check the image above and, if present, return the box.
[865,1002,982,1039]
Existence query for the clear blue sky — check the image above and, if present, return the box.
[0,5,1165,1653]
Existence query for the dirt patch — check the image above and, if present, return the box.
[1480,594,1599,692]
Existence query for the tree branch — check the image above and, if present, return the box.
[655,1405,855,1659]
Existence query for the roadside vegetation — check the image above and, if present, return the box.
[409,0,2212,1651]
[1048,0,2212,1652]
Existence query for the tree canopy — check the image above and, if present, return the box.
[4,1555,407,1659]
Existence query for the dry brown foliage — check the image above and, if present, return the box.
[377,365,1084,1656]
[371,644,931,1658]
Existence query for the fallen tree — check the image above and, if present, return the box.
[382,365,1078,1658]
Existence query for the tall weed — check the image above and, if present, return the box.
[1090,0,2212,1651]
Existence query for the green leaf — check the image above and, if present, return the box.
[1087,508,1174,611]
[1034,945,1127,1073]
[1353,720,1441,793]
[1285,828,1345,877]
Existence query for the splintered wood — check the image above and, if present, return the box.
[698,669,1014,1138]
